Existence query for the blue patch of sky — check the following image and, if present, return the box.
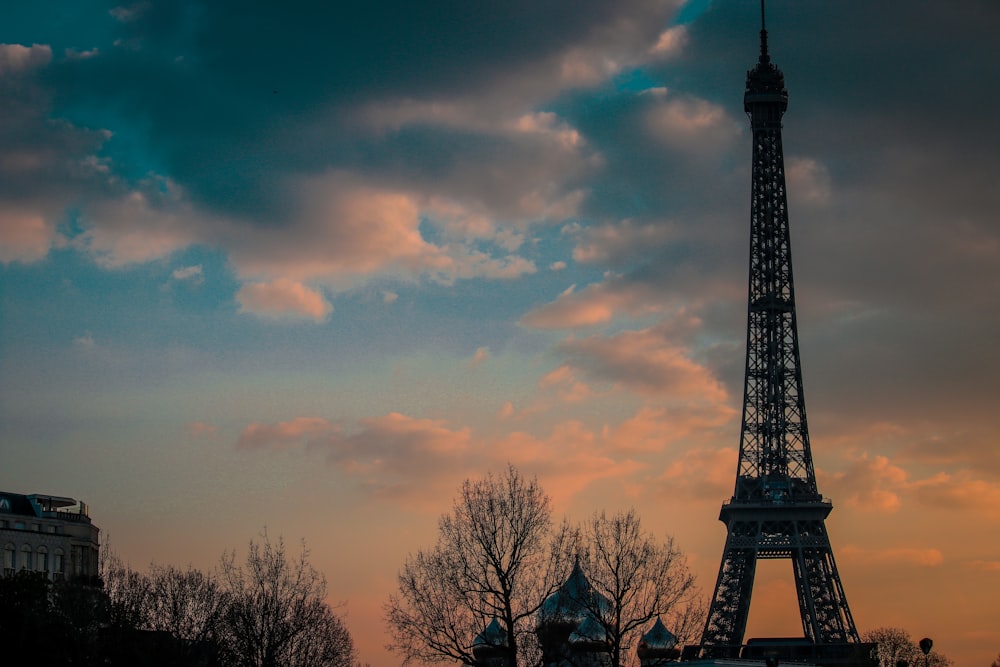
[673,0,713,26]
[1,1,116,53]
[612,68,662,94]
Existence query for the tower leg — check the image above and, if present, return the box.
[701,522,758,655]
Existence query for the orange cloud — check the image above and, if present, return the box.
[822,452,909,514]
[966,560,1000,574]
[237,417,336,450]
[911,471,1000,519]
[658,446,737,500]
[840,545,945,567]
[236,279,333,322]
[604,403,735,454]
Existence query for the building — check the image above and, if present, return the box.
[0,491,100,581]
[536,560,612,667]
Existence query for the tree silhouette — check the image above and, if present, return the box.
[385,465,572,667]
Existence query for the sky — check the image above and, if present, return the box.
[1,0,999,664]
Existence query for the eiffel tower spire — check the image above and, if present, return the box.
[694,3,863,662]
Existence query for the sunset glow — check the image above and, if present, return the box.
[2,2,999,665]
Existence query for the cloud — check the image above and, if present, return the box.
[73,333,96,349]
[571,218,679,267]
[658,445,737,500]
[911,472,1000,520]
[649,25,688,58]
[0,210,56,263]
[0,43,51,74]
[785,157,831,206]
[605,403,736,454]
[236,279,333,322]
[644,94,741,157]
[520,277,665,329]
[236,416,336,450]
[840,545,945,568]
[79,184,207,267]
[822,452,909,514]
[171,264,203,282]
[966,560,1000,574]
[186,421,218,438]
[469,346,490,368]
[553,323,730,403]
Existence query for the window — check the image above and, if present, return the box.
[20,545,32,570]
[14,521,25,530]
[36,547,48,573]
[54,550,64,574]
[3,544,14,572]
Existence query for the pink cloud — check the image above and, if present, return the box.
[553,325,729,402]
[537,364,596,403]
[186,421,218,438]
[236,279,332,322]
[468,346,490,368]
[571,218,679,266]
[0,210,56,263]
[649,25,688,58]
[786,157,832,206]
[0,43,51,73]
[520,278,663,329]
[236,417,337,450]
[644,94,741,157]
[81,184,206,267]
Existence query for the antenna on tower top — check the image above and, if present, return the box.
[759,0,770,63]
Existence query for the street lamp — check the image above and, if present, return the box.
[918,637,933,667]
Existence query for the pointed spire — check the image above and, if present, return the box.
[759,0,770,64]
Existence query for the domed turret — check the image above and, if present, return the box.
[472,618,509,667]
[638,617,680,665]
[539,559,610,626]
[537,560,611,667]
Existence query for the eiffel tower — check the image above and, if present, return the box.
[694,3,863,663]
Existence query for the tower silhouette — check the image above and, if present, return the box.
[695,4,862,661]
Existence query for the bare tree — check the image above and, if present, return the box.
[863,627,952,667]
[385,465,571,667]
[146,563,228,658]
[100,549,151,631]
[568,509,700,667]
[219,533,355,667]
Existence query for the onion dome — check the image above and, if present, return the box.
[638,617,677,650]
[569,616,608,645]
[472,618,508,649]
[539,560,610,626]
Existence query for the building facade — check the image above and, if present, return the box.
[0,491,100,581]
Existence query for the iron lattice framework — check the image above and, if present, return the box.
[696,11,861,658]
